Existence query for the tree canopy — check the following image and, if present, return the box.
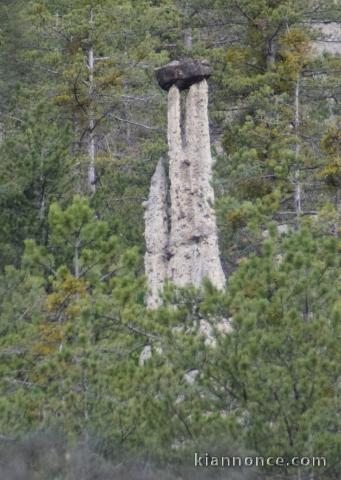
[0,1,340,479]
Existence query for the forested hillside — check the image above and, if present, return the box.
[0,1,340,479]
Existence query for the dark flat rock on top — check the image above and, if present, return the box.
[155,60,212,91]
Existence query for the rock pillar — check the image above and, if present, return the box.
[144,60,225,307]
[143,159,169,309]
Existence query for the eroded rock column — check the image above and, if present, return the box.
[167,85,195,286]
[184,80,225,289]
[144,60,226,307]
[143,159,169,309]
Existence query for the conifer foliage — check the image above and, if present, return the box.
[0,1,340,478]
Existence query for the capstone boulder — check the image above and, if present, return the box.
[155,59,212,91]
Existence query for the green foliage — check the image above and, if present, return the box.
[1,197,146,445]
[206,228,341,476]
[0,1,340,477]
[0,104,72,267]
[145,228,341,475]
[212,1,341,266]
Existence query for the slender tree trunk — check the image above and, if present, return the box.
[87,9,96,194]
[184,28,192,50]
[183,1,193,51]
[74,239,80,279]
[88,45,96,194]
[266,38,276,69]
[335,188,340,237]
[293,76,302,219]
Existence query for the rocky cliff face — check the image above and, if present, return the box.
[144,61,225,307]
[312,22,341,55]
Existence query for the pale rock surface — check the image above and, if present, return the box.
[184,369,199,384]
[139,344,163,366]
[183,80,226,289]
[199,318,232,347]
[167,85,195,286]
[313,22,341,56]
[144,62,225,308]
[143,159,169,309]
[167,81,225,290]
[262,224,289,239]
[139,345,152,366]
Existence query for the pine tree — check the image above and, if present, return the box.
[0,196,146,444]
[201,226,341,477]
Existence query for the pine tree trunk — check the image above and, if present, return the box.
[88,46,96,194]
[266,38,276,69]
[294,76,302,219]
